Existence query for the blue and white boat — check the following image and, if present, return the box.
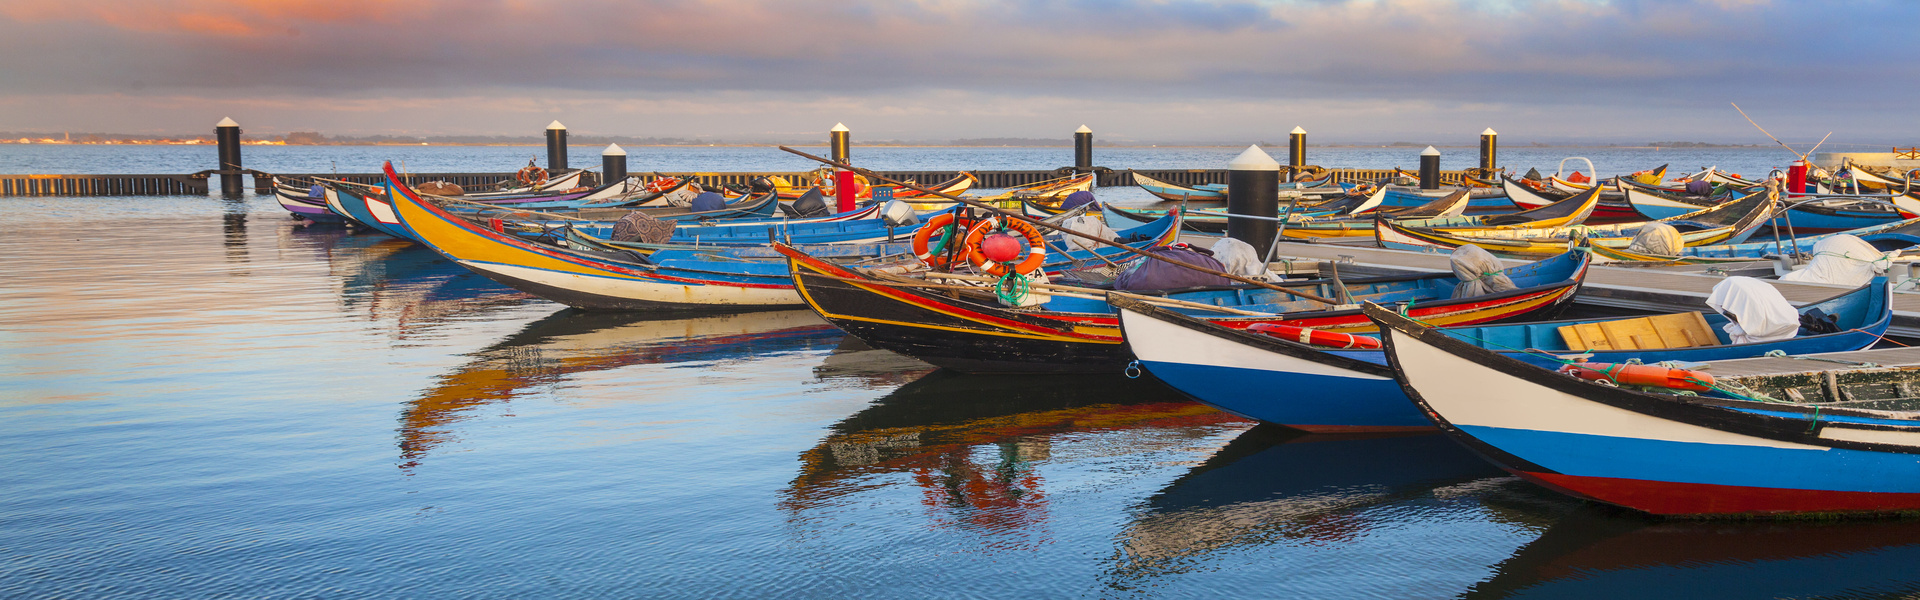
[1114,279,1892,432]
[1366,300,1920,517]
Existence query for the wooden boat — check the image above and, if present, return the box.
[273,186,347,223]
[776,245,1588,374]
[1270,189,1478,240]
[1390,184,1605,233]
[1377,187,1777,257]
[1131,170,1226,202]
[1005,172,1095,201]
[323,182,413,239]
[1591,216,1920,263]
[1102,186,1392,235]
[1115,278,1890,432]
[885,172,976,199]
[1365,301,1920,517]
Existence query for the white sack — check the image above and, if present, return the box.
[1706,276,1799,344]
[1056,215,1117,253]
[1450,244,1516,299]
[1779,234,1886,287]
[1210,237,1276,281]
[1626,222,1683,256]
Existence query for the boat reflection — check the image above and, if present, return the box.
[1107,429,1507,582]
[810,336,937,387]
[299,233,535,335]
[783,371,1247,544]
[399,309,840,469]
[1464,508,1920,599]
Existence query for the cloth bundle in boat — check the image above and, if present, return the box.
[1056,215,1116,253]
[1706,277,1799,344]
[690,192,726,213]
[611,211,675,244]
[1449,245,1516,299]
[1061,191,1097,211]
[1626,222,1683,256]
[416,181,465,196]
[1685,180,1714,195]
[308,184,325,199]
[1114,245,1233,291]
[1780,234,1888,287]
[1209,237,1277,281]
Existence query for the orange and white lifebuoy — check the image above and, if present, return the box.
[1558,362,1714,392]
[964,216,1047,277]
[516,165,549,187]
[911,213,975,269]
[644,177,681,193]
[1247,323,1382,349]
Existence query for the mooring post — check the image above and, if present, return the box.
[1420,146,1442,190]
[1288,127,1306,183]
[829,122,851,164]
[215,117,243,197]
[1073,125,1093,174]
[602,143,628,186]
[1227,145,1281,259]
[1479,128,1498,176]
[546,121,568,172]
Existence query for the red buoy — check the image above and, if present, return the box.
[978,232,1023,263]
[1558,362,1715,392]
[1247,323,1382,349]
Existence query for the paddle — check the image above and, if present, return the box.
[777,146,1338,306]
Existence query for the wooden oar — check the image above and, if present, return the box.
[777,146,1337,306]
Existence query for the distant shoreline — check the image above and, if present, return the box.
[0,140,1774,150]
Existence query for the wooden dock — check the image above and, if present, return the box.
[1235,242,1920,338]
[0,173,209,196]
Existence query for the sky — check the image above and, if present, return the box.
[1,0,1915,145]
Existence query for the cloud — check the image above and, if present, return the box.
[0,0,1913,141]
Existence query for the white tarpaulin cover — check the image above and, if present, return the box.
[1056,215,1117,253]
[1210,237,1277,281]
[1450,244,1516,299]
[1626,222,1683,256]
[1780,234,1888,287]
[1706,276,1799,344]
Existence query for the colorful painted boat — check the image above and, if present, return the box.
[777,246,1588,374]
[273,186,347,223]
[1378,187,1777,257]
[1115,278,1890,432]
[1131,170,1226,202]
[1369,302,1920,517]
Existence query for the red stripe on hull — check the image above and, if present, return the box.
[1521,471,1920,517]
[1289,424,1435,434]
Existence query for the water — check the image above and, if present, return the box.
[5,148,1910,599]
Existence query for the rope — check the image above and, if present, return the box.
[996,271,1031,306]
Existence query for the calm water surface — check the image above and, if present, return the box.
[5,148,1917,598]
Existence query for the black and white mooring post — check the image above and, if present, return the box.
[1073,125,1093,173]
[602,143,627,184]
[546,120,568,172]
[1227,145,1281,259]
[1287,126,1306,183]
[829,122,851,164]
[1479,128,1498,175]
[1419,146,1442,190]
[215,117,243,197]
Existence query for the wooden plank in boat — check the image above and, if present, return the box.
[1557,312,1716,350]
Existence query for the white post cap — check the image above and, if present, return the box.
[1075,125,1092,134]
[216,117,239,127]
[547,120,567,130]
[1421,146,1441,156]
[1290,126,1307,135]
[1228,145,1280,171]
[602,143,625,156]
[1481,128,1498,136]
[831,122,849,132]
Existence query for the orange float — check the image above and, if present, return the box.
[1558,362,1714,392]
[1247,323,1382,349]
[964,216,1047,277]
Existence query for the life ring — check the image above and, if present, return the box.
[964,216,1047,276]
[809,171,869,198]
[1247,323,1382,349]
[911,213,975,268]
[516,165,549,187]
[1558,362,1714,392]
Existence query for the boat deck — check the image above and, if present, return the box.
[1701,346,1920,379]
[1215,240,1920,337]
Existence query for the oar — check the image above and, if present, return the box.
[778,146,1338,306]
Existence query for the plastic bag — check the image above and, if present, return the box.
[1209,237,1275,281]
[1705,277,1798,344]
[1450,245,1516,299]
[1779,234,1886,287]
[1056,215,1116,253]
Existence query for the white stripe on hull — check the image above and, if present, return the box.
[460,261,803,307]
[1121,307,1388,380]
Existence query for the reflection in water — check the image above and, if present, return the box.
[1466,508,1920,599]
[221,200,249,265]
[1108,430,1507,585]
[810,336,937,387]
[303,233,535,336]
[399,309,840,469]
[784,371,1247,547]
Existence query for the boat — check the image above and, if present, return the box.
[1366,301,1920,517]
[885,172,976,199]
[273,186,347,223]
[1131,170,1227,202]
[1114,278,1890,432]
[1102,186,1392,235]
[1590,216,1920,263]
[776,245,1588,374]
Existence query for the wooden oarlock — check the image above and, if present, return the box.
[777,146,1338,306]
